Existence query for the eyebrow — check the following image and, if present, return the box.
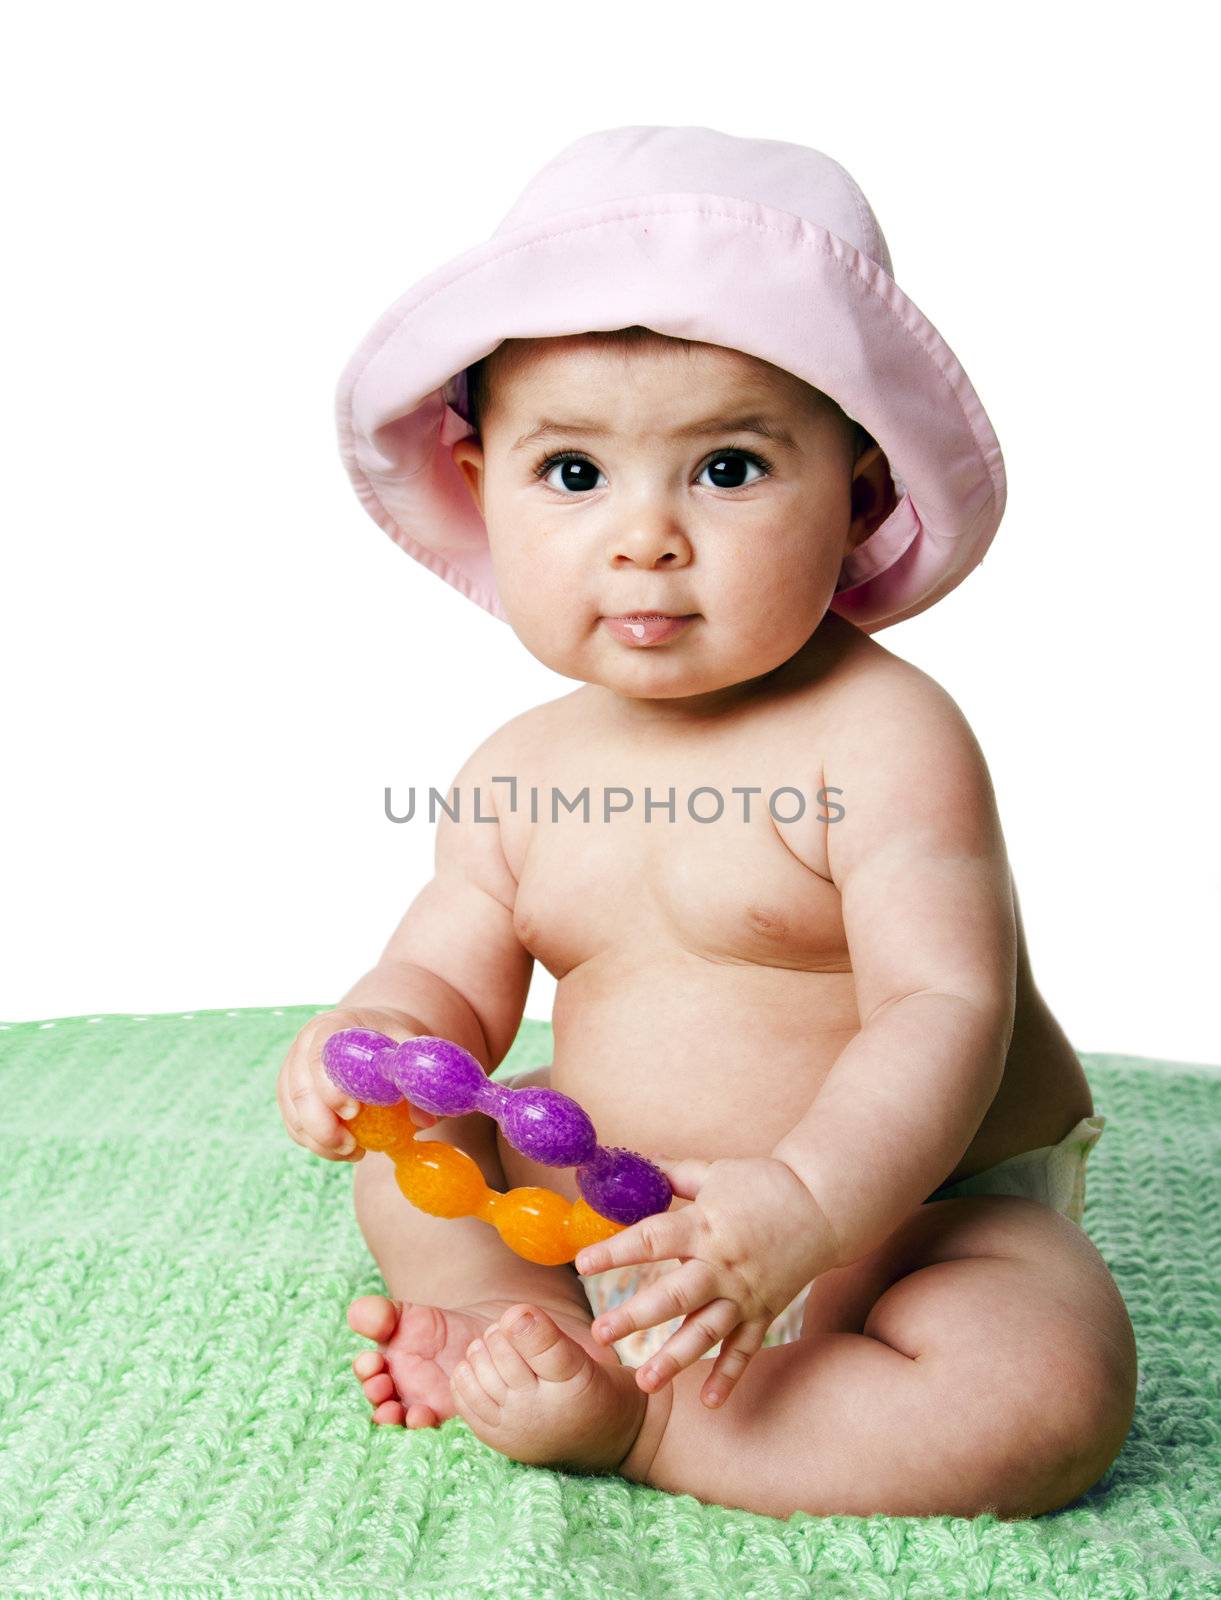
[510,412,799,453]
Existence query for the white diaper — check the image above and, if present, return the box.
[926,1114,1107,1226]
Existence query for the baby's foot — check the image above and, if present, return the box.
[347,1294,621,1429]
[447,1302,666,1477]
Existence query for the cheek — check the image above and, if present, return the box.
[492,538,576,620]
[713,493,843,577]
[711,530,833,610]
[488,540,590,659]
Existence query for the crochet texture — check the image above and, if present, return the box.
[0,1006,1217,1598]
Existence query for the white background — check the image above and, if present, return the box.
[2,3,1217,1064]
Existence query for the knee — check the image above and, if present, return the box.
[872,1251,1138,1518]
[502,1063,552,1091]
[353,1146,394,1189]
[1032,1313,1138,1513]
[976,1304,1138,1518]
[351,1148,399,1230]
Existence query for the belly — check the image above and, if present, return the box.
[545,946,860,1201]
[539,948,1093,1205]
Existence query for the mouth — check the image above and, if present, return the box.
[600,613,698,647]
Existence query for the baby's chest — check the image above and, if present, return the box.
[510,797,850,978]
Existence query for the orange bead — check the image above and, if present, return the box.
[480,1185,571,1266]
[345,1100,637,1263]
[395,1140,487,1218]
[567,1197,626,1253]
[349,1101,416,1158]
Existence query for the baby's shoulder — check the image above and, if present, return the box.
[449,691,581,788]
[818,636,987,778]
[816,641,1000,881]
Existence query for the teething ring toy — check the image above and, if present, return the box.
[322,1029,674,1266]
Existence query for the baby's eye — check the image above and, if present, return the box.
[696,450,770,490]
[535,453,605,494]
[533,447,772,495]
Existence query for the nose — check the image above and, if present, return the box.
[608,517,693,570]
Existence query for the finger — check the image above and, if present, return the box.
[647,1155,712,1202]
[310,1031,437,1130]
[632,1297,744,1392]
[590,1259,715,1346]
[300,1032,376,1135]
[309,1044,365,1120]
[699,1317,769,1408]
[289,1076,356,1155]
[279,1080,352,1162]
[574,1211,688,1277]
[278,1034,363,1160]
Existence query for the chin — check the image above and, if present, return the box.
[608,658,759,700]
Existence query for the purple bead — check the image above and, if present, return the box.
[577,1147,673,1227]
[387,1036,486,1118]
[500,1087,597,1167]
[319,1030,674,1226]
[321,1029,401,1105]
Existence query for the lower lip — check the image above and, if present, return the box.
[601,614,696,647]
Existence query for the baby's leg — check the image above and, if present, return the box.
[621,1194,1136,1518]
[349,1066,620,1425]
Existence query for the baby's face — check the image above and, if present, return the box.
[452,337,890,718]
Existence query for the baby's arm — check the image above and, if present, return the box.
[771,670,1017,1270]
[340,732,532,1067]
[277,729,533,1163]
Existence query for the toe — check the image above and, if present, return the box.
[363,1372,397,1405]
[403,1401,440,1428]
[353,1351,385,1380]
[482,1323,533,1387]
[451,1361,501,1427]
[348,1294,402,1343]
[465,1338,508,1402]
[371,1397,406,1426]
[498,1304,590,1384]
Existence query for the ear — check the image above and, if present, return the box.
[451,436,486,516]
[846,443,898,553]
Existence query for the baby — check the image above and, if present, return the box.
[276,127,1136,1519]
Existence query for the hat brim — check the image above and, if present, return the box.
[335,193,1005,633]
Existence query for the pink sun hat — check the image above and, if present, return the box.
[334,124,1006,633]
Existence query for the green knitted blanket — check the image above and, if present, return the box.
[0,1006,1217,1597]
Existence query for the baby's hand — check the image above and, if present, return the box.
[274,1006,437,1162]
[574,1155,837,1409]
